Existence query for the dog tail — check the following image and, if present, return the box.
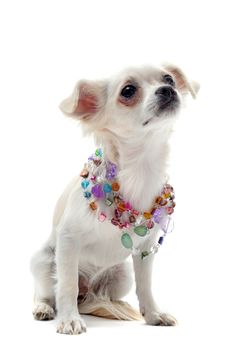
[79,297,143,321]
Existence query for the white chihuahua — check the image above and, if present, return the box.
[30,64,199,335]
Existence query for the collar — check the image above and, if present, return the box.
[80,148,175,259]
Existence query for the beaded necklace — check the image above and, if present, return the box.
[80,149,175,260]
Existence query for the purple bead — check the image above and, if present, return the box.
[158,236,164,245]
[153,207,165,224]
[91,184,105,199]
[106,161,118,180]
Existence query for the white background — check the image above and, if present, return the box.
[0,0,232,349]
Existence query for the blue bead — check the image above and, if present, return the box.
[84,191,91,199]
[103,183,112,193]
[81,180,90,189]
[158,236,164,245]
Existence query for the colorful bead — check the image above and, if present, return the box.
[134,225,148,237]
[98,212,107,222]
[166,207,174,215]
[80,169,89,178]
[114,209,122,218]
[121,233,133,249]
[153,207,165,224]
[111,217,120,226]
[136,215,144,225]
[84,191,91,199]
[91,184,104,199]
[158,236,164,245]
[163,184,174,193]
[143,212,153,220]
[114,196,120,204]
[129,215,136,223]
[105,198,113,206]
[81,148,176,257]
[147,220,154,229]
[89,202,97,210]
[95,148,103,157]
[141,251,150,259]
[118,202,126,212]
[112,182,120,192]
[151,244,159,254]
[155,196,163,205]
[81,180,90,189]
[161,216,174,234]
[161,199,168,206]
[103,183,112,193]
[106,161,117,180]
[125,202,132,211]
[150,208,156,215]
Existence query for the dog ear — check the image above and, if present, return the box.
[60,80,107,119]
[163,64,200,99]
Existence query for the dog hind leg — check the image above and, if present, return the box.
[79,262,142,320]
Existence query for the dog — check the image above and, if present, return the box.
[30,64,199,335]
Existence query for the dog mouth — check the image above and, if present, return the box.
[143,95,180,126]
[156,95,180,114]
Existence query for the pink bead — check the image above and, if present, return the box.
[125,202,132,210]
[147,220,154,229]
[166,207,174,215]
[98,212,107,222]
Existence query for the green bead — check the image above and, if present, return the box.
[95,148,103,157]
[134,225,148,237]
[121,233,133,249]
[141,251,150,259]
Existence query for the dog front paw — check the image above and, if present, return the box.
[56,315,87,335]
[144,311,177,326]
[33,302,55,321]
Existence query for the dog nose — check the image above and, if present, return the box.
[155,86,176,101]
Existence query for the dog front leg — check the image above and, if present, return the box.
[133,252,177,326]
[55,231,86,335]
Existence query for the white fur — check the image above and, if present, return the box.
[30,65,198,334]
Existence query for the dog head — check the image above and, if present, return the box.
[60,65,199,139]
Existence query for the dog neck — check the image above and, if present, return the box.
[100,128,171,212]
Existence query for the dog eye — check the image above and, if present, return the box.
[162,74,175,87]
[120,85,137,99]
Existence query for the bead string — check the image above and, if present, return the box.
[80,149,175,260]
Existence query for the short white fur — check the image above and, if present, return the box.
[30,64,198,334]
